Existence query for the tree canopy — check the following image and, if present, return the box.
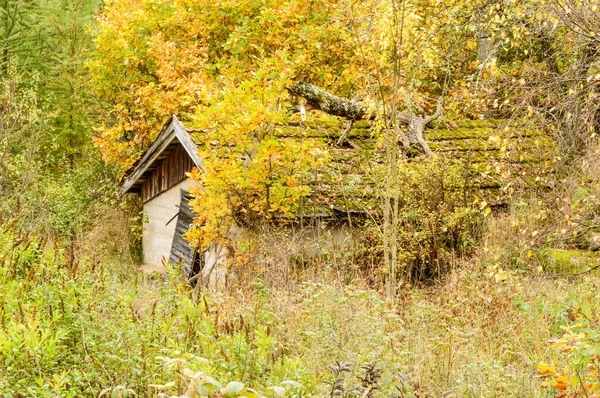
[90,0,492,249]
[91,0,600,254]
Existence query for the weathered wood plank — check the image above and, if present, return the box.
[172,117,204,172]
[121,119,177,194]
[140,142,198,203]
[169,189,196,277]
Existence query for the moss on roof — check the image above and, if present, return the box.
[184,113,556,216]
[269,115,556,215]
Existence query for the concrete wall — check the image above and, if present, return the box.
[201,222,247,288]
[143,178,195,266]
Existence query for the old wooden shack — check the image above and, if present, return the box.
[121,116,202,275]
[121,114,551,285]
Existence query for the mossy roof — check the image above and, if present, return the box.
[177,113,555,217]
[265,116,555,216]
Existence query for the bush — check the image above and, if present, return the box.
[538,289,600,396]
[366,157,485,284]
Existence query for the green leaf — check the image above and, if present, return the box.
[581,300,592,319]
[225,381,245,396]
[205,376,223,389]
[240,389,259,398]
[280,380,304,389]
[197,384,211,396]
[268,386,286,397]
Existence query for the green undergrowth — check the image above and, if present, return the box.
[1,223,599,397]
[538,248,600,274]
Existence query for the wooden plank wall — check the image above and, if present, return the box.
[169,191,196,277]
[141,144,195,203]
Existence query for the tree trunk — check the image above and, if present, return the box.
[287,81,443,157]
[287,81,370,120]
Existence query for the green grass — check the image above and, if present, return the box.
[2,223,599,397]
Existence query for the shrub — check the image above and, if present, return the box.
[365,157,485,284]
[538,290,600,397]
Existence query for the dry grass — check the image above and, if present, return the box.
[4,206,598,397]
[74,204,141,275]
[198,257,598,397]
[234,222,380,291]
[195,200,600,397]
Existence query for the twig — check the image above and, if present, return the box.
[337,119,354,145]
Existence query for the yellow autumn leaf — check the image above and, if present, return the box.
[537,364,556,375]
[553,375,569,390]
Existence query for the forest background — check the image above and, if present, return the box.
[1,0,600,397]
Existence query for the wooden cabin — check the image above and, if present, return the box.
[122,115,552,285]
[121,116,202,276]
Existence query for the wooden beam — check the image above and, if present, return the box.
[121,125,177,194]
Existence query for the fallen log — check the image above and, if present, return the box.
[287,81,369,120]
[287,81,443,157]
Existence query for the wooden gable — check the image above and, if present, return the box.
[140,144,196,203]
[121,115,203,202]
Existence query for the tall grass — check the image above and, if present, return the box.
[2,218,599,397]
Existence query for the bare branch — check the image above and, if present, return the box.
[423,97,444,125]
[337,119,354,145]
[396,113,412,124]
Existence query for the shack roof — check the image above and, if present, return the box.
[265,117,552,215]
[121,116,202,195]
[121,114,553,214]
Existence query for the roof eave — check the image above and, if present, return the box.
[120,115,203,195]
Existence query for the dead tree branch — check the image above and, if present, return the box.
[287,81,370,120]
[337,119,354,145]
[287,81,444,156]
